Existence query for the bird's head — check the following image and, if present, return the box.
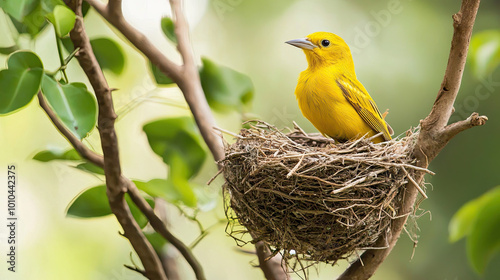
[286,32,353,70]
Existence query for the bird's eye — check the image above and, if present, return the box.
[321,39,330,47]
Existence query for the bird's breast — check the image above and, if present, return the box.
[294,70,375,141]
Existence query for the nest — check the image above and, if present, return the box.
[221,121,430,265]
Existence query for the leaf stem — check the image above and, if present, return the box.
[55,30,69,83]
[64,47,81,66]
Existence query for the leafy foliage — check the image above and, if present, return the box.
[0,51,43,114]
[90,38,126,74]
[149,61,174,85]
[469,30,500,78]
[449,186,500,274]
[41,74,98,139]
[66,185,155,228]
[75,162,105,175]
[0,0,39,22]
[0,0,249,257]
[134,179,197,208]
[161,16,177,44]
[33,148,81,161]
[143,117,206,179]
[143,117,210,208]
[0,45,20,55]
[145,232,168,252]
[149,57,255,112]
[46,4,75,38]
[126,194,156,228]
[66,185,111,218]
[0,0,66,37]
[199,57,254,112]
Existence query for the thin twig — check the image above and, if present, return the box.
[124,264,147,278]
[286,154,305,178]
[214,126,243,139]
[402,167,428,199]
[127,183,207,280]
[38,92,104,167]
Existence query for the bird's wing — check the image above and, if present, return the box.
[336,76,392,141]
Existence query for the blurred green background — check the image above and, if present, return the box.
[1,0,499,279]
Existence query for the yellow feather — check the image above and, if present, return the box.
[287,32,392,143]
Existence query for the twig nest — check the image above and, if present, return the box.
[222,121,427,264]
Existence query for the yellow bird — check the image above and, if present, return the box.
[286,32,393,143]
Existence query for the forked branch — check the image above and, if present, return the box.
[45,1,211,279]
[85,0,287,279]
[338,0,485,279]
[86,0,223,162]
[64,0,165,279]
[38,92,104,167]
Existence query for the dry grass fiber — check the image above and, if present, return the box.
[221,121,431,266]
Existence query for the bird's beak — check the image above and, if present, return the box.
[285,38,317,50]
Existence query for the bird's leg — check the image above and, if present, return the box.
[382,109,390,119]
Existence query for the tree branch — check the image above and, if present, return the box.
[85,0,223,162]
[255,240,290,280]
[40,95,203,279]
[170,0,195,67]
[338,1,484,279]
[85,0,287,279]
[441,112,488,142]
[37,92,104,167]
[64,1,167,279]
[425,0,482,133]
[127,182,206,280]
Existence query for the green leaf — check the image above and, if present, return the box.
[0,45,20,55]
[41,0,65,13]
[41,74,97,139]
[125,194,155,228]
[168,153,198,207]
[67,185,155,228]
[10,3,47,36]
[449,197,484,243]
[143,117,207,179]
[469,30,500,78]
[467,187,500,274]
[81,1,90,17]
[10,0,67,37]
[134,179,197,208]
[75,162,105,175]
[90,38,125,74]
[0,9,18,51]
[66,185,111,218]
[0,0,39,21]
[149,61,175,85]
[160,17,177,44]
[61,36,74,52]
[199,57,254,112]
[33,148,81,161]
[46,5,75,38]
[145,231,168,252]
[8,50,43,69]
[450,187,500,243]
[0,51,43,115]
